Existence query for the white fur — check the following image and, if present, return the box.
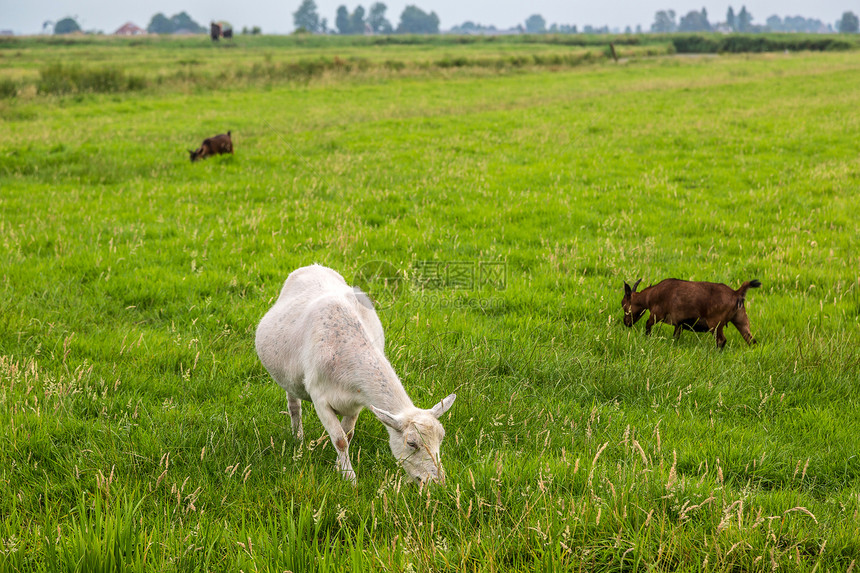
[255,264,456,484]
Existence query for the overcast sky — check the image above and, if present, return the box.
[2,0,854,35]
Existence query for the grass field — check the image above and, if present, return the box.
[1,35,860,571]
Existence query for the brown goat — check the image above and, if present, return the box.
[188,131,233,162]
[622,278,761,349]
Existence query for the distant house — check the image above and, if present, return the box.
[114,22,146,35]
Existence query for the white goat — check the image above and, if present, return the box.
[255,264,456,484]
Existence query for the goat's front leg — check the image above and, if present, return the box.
[287,395,304,441]
[645,315,656,336]
[313,399,356,482]
[340,414,359,444]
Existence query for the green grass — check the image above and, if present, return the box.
[1,36,860,571]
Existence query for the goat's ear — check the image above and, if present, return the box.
[430,393,456,419]
[624,282,631,296]
[370,406,403,431]
[632,278,642,293]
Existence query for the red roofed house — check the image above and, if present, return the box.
[114,22,146,36]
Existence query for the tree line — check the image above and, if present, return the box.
[294,1,440,34]
[48,3,860,36]
[650,6,858,34]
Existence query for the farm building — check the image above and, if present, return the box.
[114,22,146,36]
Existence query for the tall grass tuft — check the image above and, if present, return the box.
[0,78,17,99]
[671,33,855,54]
[37,63,147,95]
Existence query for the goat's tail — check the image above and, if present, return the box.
[736,279,761,308]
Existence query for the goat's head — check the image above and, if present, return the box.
[622,279,645,327]
[188,148,201,162]
[371,393,456,486]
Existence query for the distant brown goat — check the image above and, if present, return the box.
[622,278,761,348]
[188,131,233,162]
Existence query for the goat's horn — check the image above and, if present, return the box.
[632,278,642,292]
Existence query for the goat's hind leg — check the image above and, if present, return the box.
[714,322,727,349]
[733,312,757,346]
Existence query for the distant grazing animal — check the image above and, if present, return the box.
[188,131,233,162]
[210,21,233,41]
[255,264,456,484]
[622,278,761,349]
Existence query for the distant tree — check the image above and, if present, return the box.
[351,5,367,34]
[293,0,322,32]
[838,11,859,33]
[546,23,577,33]
[147,13,173,34]
[524,14,546,34]
[147,12,204,34]
[171,12,204,33]
[737,6,752,32]
[678,8,711,32]
[782,16,829,32]
[54,17,81,34]
[765,15,782,31]
[583,25,609,34]
[726,7,736,31]
[368,3,393,34]
[396,5,439,34]
[336,6,352,34]
[450,20,501,34]
[650,10,676,33]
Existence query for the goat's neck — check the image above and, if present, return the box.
[367,361,414,414]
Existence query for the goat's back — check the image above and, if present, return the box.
[255,265,384,390]
[644,279,748,318]
[208,132,232,153]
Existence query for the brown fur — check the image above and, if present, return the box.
[188,131,233,162]
[622,278,761,349]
